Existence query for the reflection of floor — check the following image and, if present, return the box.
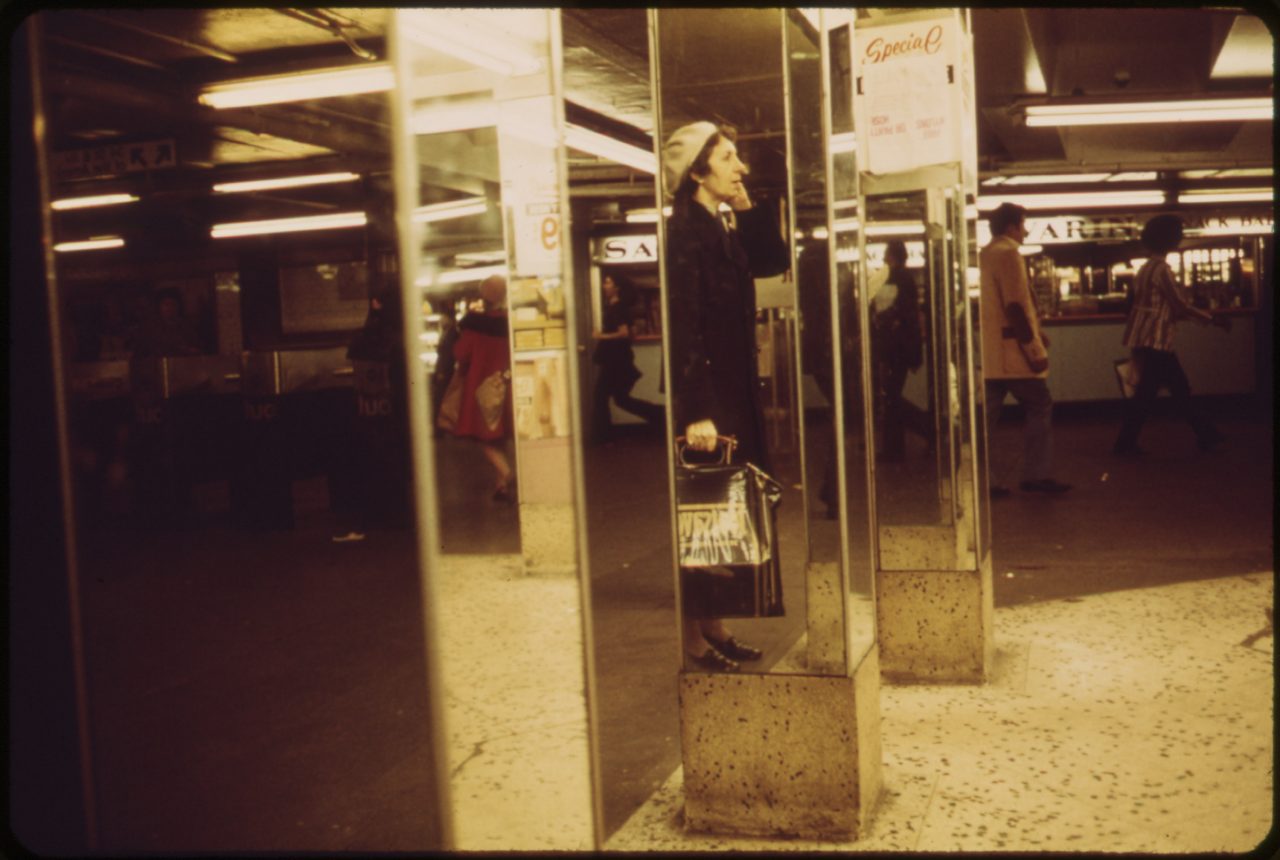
[609,572,1273,852]
[433,555,594,851]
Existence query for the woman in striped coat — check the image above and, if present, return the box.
[1113,214,1232,457]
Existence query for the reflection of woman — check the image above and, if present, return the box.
[663,121,791,672]
[591,273,664,442]
[1113,215,1230,457]
[451,275,516,502]
[872,239,927,462]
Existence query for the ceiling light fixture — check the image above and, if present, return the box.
[1025,97,1271,127]
[1002,173,1113,185]
[1106,172,1160,182]
[51,193,139,211]
[211,211,368,238]
[199,64,394,109]
[977,190,1166,211]
[412,197,488,223]
[1177,188,1273,205]
[54,236,125,252]
[213,172,361,193]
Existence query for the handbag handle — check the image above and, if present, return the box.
[675,434,737,466]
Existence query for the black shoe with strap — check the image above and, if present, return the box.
[708,636,763,662]
[686,648,740,672]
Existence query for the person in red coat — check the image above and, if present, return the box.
[451,275,515,501]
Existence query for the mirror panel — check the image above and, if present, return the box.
[822,13,877,663]
[653,8,821,674]
[786,9,849,673]
[390,10,596,849]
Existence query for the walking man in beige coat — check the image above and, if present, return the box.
[980,202,1072,497]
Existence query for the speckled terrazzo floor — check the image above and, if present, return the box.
[433,554,595,851]
[607,572,1274,853]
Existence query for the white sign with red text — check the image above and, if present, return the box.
[854,16,959,175]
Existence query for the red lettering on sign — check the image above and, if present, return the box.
[863,24,944,64]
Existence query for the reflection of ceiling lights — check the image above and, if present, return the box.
[213,172,361,193]
[865,223,924,237]
[199,64,394,109]
[413,197,488,223]
[397,14,541,77]
[54,236,125,252]
[1024,97,1272,126]
[51,193,139,210]
[977,191,1165,211]
[566,126,656,174]
[1177,188,1272,205]
[411,102,499,135]
[829,133,856,154]
[211,212,368,238]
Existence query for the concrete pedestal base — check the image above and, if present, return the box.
[876,556,993,683]
[678,647,881,840]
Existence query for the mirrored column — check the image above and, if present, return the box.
[389,10,599,848]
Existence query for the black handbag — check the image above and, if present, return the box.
[675,436,784,619]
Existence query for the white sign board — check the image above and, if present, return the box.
[854,17,959,175]
[595,235,659,265]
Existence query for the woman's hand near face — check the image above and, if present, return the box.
[685,419,718,451]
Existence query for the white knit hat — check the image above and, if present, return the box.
[661,121,718,196]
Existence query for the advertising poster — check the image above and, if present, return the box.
[854,16,959,175]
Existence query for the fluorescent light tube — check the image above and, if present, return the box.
[977,191,1165,211]
[54,236,125,252]
[211,211,367,238]
[213,172,361,193]
[199,64,393,109]
[51,193,139,210]
[1177,189,1272,205]
[625,210,660,224]
[413,197,488,223]
[1019,244,1044,255]
[1106,172,1159,182]
[1025,97,1271,126]
[865,223,925,237]
[1002,173,1112,185]
[565,125,656,174]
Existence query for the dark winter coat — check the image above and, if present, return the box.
[666,200,790,470]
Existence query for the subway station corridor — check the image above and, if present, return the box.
[68,400,1273,852]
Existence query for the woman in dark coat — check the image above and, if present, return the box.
[662,121,791,672]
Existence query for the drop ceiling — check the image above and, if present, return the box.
[30,7,1275,210]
